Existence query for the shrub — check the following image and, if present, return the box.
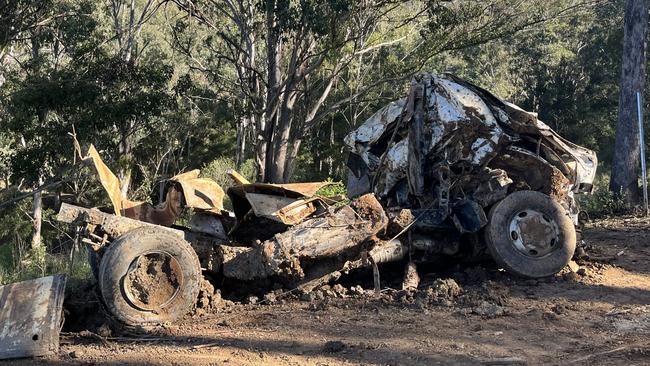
[201,157,256,210]
[577,173,632,219]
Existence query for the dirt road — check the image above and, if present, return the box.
[5,217,650,365]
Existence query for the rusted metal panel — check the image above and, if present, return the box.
[85,144,126,215]
[170,170,225,212]
[0,275,66,360]
[228,181,332,224]
[84,144,225,225]
[228,181,331,200]
[246,193,300,220]
[226,169,251,185]
[244,193,318,225]
[275,197,319,225]
[84,144,182,225]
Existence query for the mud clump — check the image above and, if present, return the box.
[323,340,346,353]
[416,279,462,307]
[350,194,386,224]
[472,300,505,318]
[194,278,233,315]
[125,253,180,308]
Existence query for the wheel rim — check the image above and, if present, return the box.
[508,209,560,257]
[122,251,184,312]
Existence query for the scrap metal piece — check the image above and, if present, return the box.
[0,275,66,360]
[226,169,251,185]
[276,198,319,225]
[170,170,225,212]
[451,200,488,234]
[242,193,320,226]
[84,144,132,215]
[84,144,225,225]
[228,181,331,224]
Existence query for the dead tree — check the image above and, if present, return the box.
[611,0,648,202]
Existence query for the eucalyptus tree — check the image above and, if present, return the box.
[170,0,599,182]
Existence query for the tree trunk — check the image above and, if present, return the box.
[610,0,648,202]
[31,177,44,251]
[283,135,302,182]
[118,122,134,198]
[262,0,283,182]
[270,90,298,183]
[236,116,248,168]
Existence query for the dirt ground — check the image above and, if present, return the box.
[5,217,650,366]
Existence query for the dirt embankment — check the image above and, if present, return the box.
[5,216,650,366]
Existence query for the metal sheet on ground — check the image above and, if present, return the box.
[0,274,66,360]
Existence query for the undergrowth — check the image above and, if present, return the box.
[577,173,633,219]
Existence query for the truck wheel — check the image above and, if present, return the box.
[485,190,576,278]
[98,227,201,326]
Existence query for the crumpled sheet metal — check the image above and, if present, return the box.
[170,170,225,213]
[84,145,225,226]
[0,275,66,360]
[227,181,332,224]
[228,181,331,200]
[345,73,597,200]
[85,144,128,215]
[244,193,318,225]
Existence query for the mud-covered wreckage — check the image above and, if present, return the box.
[54,73,596,327]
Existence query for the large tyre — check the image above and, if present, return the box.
[485,190,576,278]
[98,227,201,325]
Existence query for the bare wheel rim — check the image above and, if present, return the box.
[122,251,184,312]
[508,209,560,258]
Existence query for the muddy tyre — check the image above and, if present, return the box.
[485,190,576,278]
[98,227,201,326]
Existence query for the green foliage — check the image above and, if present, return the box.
[201,157,256,188]
[315,179,346,198]
[0,246,92,286]
[578,174,632,219]
[6,54,177,184]
[201,157,256,209]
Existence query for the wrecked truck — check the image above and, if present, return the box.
[56,73,597,327]
[345,73,597,279]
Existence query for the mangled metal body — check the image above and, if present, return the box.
[59,146,388,302]
[55,73,598,326]
[345,73,597,239]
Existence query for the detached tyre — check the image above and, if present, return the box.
[98,227,201,326]
[485,190,576,278]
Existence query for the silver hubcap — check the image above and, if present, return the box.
[508,210,560,257]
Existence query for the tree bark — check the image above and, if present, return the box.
[31,176,44,251]
[610,0,648,202]
[261,0,283,182]
[118,122,134,198]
